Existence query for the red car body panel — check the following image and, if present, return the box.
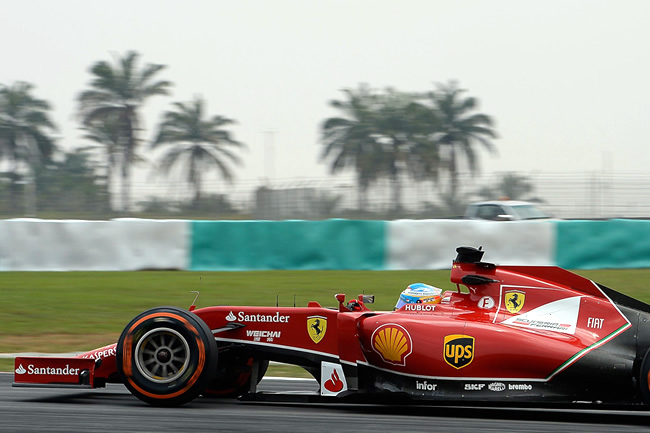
[12,247,650,406]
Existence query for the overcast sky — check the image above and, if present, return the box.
[3,0,650,187]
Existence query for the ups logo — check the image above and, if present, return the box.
[443,334,475,369]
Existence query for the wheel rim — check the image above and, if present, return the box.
[134,327,190,383]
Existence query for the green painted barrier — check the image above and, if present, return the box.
[190,219,386,270]
[556,219,650,269]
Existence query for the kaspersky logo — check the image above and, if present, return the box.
[371,324,412,366]
[15,364,26,374]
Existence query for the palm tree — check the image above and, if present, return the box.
[372,89,441,212]
[151,97,245,206]
[78,50,171,211]
[322,86,442,213]
[0,81,57,210]
[429,81,497,200]
[80,117,122,209]
[321,85,384,211]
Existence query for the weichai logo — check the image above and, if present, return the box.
[443,334,475,369]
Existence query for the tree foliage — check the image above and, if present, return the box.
[475,172,543,202]
[78,51,171,211]
[80,116,122,199]
[321,81,495,211]
[35,151,108,214]
[321,85,442,211]
[2,51,502,219]
[427,81,497,199]
[0,81,58,210]
[151,97,245,206]
[321,85,383,210]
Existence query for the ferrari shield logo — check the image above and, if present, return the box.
[505,290,526,313]
[307,316,327,344]
[443,334,475,369]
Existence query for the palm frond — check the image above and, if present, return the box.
[150,96,245,194]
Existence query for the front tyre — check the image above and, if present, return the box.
[116,306,218,406]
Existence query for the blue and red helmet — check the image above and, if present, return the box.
[394,283,442,310]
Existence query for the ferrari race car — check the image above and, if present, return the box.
[13,246,650,407]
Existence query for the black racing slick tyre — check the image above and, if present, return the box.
[116,306,218,407]
[640,348,650,405]
[202,352,269,398]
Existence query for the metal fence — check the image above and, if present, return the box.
[2,171,650,220]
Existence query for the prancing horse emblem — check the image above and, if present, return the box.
[307,316,327,344]
[505,290,526,314]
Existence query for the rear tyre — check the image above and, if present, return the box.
[202,351,269,398]
[116,306,218,406]
[640,348,650,405]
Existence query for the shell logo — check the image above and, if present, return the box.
[371,323,413,366]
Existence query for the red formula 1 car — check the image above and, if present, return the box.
[13,247,650,407]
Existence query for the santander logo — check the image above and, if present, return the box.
[324,369,344,393]
[320,361,348,396]
[15,364,26,375]
[226,311,236,321]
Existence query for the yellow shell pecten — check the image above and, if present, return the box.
[373,326,409,363]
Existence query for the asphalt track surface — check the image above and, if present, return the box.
[1,373,649,432]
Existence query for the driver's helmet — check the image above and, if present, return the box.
[394,283,443,310]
